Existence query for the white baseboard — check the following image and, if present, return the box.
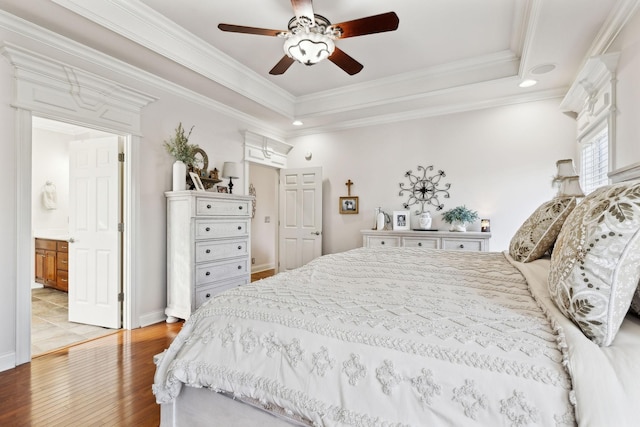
[139,310,167,327]
[251,263,275,274]
[0,352,16,373]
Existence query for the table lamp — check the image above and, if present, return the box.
[222,162,240,194]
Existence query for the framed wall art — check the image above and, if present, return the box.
[339,196,359,214]
[393,210,410,230]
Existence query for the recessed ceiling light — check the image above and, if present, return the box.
[292,120,303,126]
[519,79,538,88]
[531,64,556,75]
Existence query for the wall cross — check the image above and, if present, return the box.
[345,179,354,196]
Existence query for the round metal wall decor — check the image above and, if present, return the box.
[399,165,451,214]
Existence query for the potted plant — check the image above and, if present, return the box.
[164,123,198,191]
[441,205,479,232]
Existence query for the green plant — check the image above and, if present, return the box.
[441,205,479,224]
[164,123,198,165]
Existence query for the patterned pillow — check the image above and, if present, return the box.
[548,181,640,346]
[509,197,577,262]
[630,286,640,316]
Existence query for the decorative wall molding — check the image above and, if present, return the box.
[585,0,640,57]
[244,131,293,169]
[559,52,619,141]
[1,43,156,135]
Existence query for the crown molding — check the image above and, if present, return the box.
[586,0,640,56]
[288,87,567,138]
[516,0,543,78]
[51,0,295,118]
[295,50,519,118]
[0,10,286,139]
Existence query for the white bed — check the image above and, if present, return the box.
[153,246,640,426]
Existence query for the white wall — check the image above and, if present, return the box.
[249,163,278,273]
[609,9,640,170]
[287,99,578,254]
[31,129,70,235]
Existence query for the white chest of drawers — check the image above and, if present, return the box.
[165,191,254,322]
[361,229,491,252]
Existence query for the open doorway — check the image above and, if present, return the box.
[249,163,279,280]
[31,117,121,355]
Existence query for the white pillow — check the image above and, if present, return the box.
[509,197,576,262]
[548,181,640,346]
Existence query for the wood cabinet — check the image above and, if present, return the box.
[35,238,69,291]
[165,191,254,322]
[361,229,491,252]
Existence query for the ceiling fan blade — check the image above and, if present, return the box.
[332,12,399,38]
[291,0,315,26]
[328,47,363,75]
[218,23,284,37]
[269,56,296,75]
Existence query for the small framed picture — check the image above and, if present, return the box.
[393,210,410,230]
[216,185,229,193]
[339,196,359,214]
[189,172,205,192]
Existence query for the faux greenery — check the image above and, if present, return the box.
[441,205,479,224]
[164,123,198,165]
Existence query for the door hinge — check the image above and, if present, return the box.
[118,292,124,302]
[118,152,125,162]
[118,223,124,232]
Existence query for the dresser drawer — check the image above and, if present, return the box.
[195,257,249,285]
[195,219,249,239]
[442,238,483,251]
[366,236,400,247]
[56,241,69,252]
[402,237,439,249]
[35,239,57,250]
[195,239,248,263]
[196,198,251,217]
[195,276,250,308]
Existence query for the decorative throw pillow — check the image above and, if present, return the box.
[548,181,640,346]
[509,197,577,262]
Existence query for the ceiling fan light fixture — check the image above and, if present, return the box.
[284,32,335,66]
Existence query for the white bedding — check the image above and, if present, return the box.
[153,247,640,426]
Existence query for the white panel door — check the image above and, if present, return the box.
[278,167,323,271]
[68,136,122,329]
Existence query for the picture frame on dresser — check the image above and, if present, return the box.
[393,210,410,230]
[189,172,205,191]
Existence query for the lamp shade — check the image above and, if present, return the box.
[556,159,577,178]
[222,162,240,179]
[559,175,585,197]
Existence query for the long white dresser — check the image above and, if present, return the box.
[165,191,254,322]
[361,229,491,252]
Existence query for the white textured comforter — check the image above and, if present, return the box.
[154,248,579,426]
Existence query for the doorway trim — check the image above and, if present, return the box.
[3,44,156,365]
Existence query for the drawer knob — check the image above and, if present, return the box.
[205,227,211,232]
[61,260,68,264]
[418,242,422,247]
[61,279,68,282]
[237,265,242,270]
[237,226,242,230]
[381,241,385,245]
[205,271,211,276]
[206,293,211,298]
[207,204,212,209]
[206,249,211,254]
[238,206,243,210]
[237,246,242,250]
[459,244,464,249]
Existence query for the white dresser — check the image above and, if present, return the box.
[165,191,254,322]
[361,229,491,252]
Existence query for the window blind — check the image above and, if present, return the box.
[580,127,609,194]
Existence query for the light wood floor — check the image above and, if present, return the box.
[0,320,183,426]
[251,268,275,281]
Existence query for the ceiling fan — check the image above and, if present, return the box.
[218,0,399,75]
